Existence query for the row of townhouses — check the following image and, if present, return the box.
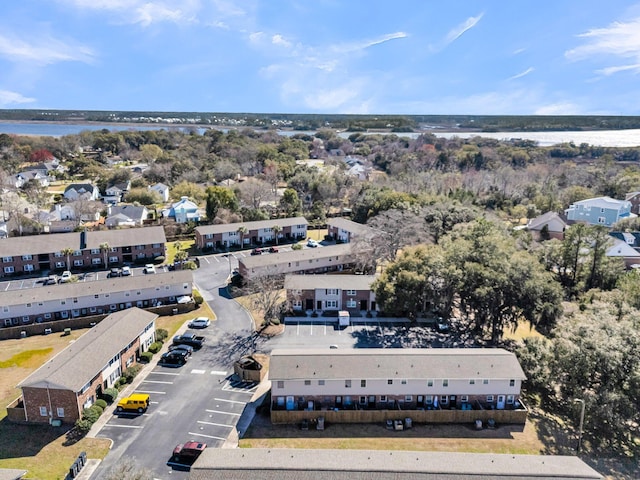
[0,226,166,277]
[285,274,377,313]
[195,217,308,250]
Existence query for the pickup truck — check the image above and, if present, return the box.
[172,333,205,349]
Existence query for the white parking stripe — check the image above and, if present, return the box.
[188,432,226,440]
[212,397,246,405]
[210,370,227,375]
[205,409,241,416]
[135,390,166,394]
[197,420,234,428]
[142,380,173,384]
[213,256,221,263]
[103,424,144,429]
[191,369,206,374]
[150,371,180,376]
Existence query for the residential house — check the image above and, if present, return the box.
[166,196,200,223]
[191,449,603,480]
[238,243,357,280]
[25,158,64,175]
[605,237,640,268]
[526,211,567,240]
[328,217,379,243]
[106,204,148,228]
[565,196,634,227]
[63,183,100,201]
[625,191,640,215]
[9,308,157,424]
[195,217,308,250]
[285,274,377,313]
[0,270,192,329]
[16,170,50,187]
[149,183,170,202]
[0,225,166,277]
[269,348,527,424]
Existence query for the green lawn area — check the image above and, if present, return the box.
[165,239,195,264]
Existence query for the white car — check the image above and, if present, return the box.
[121,266,132,276]
[307,239,319,248]
[59,271,73,283]
[143,264,156,274]
[188,317,211,329]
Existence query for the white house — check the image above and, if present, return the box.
[149,183,170,202]
[63,184,100,201]
[166,196,200,223]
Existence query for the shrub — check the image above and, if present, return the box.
[270,318,281,325]
[102,387,119,403]
[95,399,108,410]
[116,377,128,388]
[91,404,104,416]
[82,407,101,424]
[75,418,93,435]
[156,328,168,342]
[122,365,142,384]
[183,261,197,270]
[139,351,154,363]
[148,342,162,354]
[192,289,204,306]
[153,256,165,264]
[291,243,303,250]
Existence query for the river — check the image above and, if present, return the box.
[1,122,639,148]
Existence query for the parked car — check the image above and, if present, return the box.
[107,268,121,278]
[43,276,58,286]
[168,343,195,355]
[307,239,319,248]
[172,440,206,464]
[172,333,205,349]
[121,266,131,276]
[159,351,188,366]
[188,317,210,329]
[143,264,156,274]
[250,248,263,255]
[58,271,73,283]
[268,246,279,253]
[116,393,150,413]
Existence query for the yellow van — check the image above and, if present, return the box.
[116,393,150,413]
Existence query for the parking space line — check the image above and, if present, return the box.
[213,256,221,263]
[197,420,234,428]
[150,371,180,376]
[187,432,226,441]
[210,370,227,375]
[142,380,173,384]
[203,256,210,264]
[191,369,206,374]
[102,424,144,429]
[213,397,246,405]
[135,390,166,394]
[205,409,241,416]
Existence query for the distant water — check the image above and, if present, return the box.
[1,121,639,147]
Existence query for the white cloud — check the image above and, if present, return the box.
[566,17,640,76]
[271,34,292,48]
[507,67,534,81]
[61,0,201,26]
[134,3,192,27]
[0,34,95,65]
[444,13,484,45]
[535,102,582,115]
[0,90,36,106]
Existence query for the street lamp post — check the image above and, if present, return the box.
[573,398,585,454]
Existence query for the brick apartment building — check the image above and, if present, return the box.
[285,274,377,313]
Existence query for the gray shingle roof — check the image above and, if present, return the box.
[19,307,158,391]
[240,243,353,269]
[328,217,379,237]
[269,348,526,381]
[0,269,192,305]
[195,216,308,236]
[284,274,376,290]
[0,226,166,256]
[571,196,629,210]
[191,449,602,479]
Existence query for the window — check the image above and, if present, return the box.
[3,266,14,274]
[54,252,63,257]
[92,258,102,265]
[23,264,34,272]
[73,298,78,303]
[22,254,33,260]
[401,379,407,385]
[404,395,413,402]
[443,379,448,387]
[73,250,81,256]
[346,299,357,308]
[359,396,367,404]
[80,381,91,394]
[39,406,48,417]
[60,300,66,305]
[326,289,338,295]
[469,379,475,384]
[507,395,515,404]
[509,379,515,387]
[361,380,366,387]
[486,395,494,403]
[73,259,83,266]
[55,261,65,268]
[277,381,284,389]
[56,407,65,417]
[427,379,433,387]
[460,395,469,402]
[44,313,51,319]
[345,380,351,388]
[425,395,433,405]
[440,395,448,405]
[91,249,100,254]
[380,395,387,402]
[387,379,393,385]
[110,247,118,252]
[318,380,325,386]
[483,379,489,385]
[346,289,356,296]
[152,243,161,248]
[2,256,13,262]
[598,217,606,224]
[325,300,338,309]
[304,380,311,386]
[292,300,302,308]
[109,256,118,263]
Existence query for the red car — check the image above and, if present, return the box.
[172,440,206,464]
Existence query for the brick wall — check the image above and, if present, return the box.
[22,386,82,424]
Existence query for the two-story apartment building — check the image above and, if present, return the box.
[565,196,634,227]
[285,274,377,313]
[327,217,378,243]
[238,243,357,280]
[270,348,527,424]
[195,217,308,250]
[0,270,192,328]
[0,226,166,277]
[9,308,157,425]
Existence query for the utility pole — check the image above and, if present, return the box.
[573,398,585,454]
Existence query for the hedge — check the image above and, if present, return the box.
[140,351,154,363]
[102,387,119,403]
[95,399,108,410]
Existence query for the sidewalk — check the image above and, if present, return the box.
[222,373,272,448]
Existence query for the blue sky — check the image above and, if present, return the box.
[2,1,640,115]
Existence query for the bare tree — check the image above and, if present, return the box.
[243,271,285,329]
[237,178,271,209]
[100,242,110,268]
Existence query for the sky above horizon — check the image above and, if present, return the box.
[2,1,640,116]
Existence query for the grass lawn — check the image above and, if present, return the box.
[0,299,215,479]
[165,239,196,264]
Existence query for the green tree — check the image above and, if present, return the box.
[273,224,282,245]
[126,188,161,206]
[279,188,302,216]
[205,186,238,221]
[237,225,248,248]
[171,181,205,203]
[61,247,75,271]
